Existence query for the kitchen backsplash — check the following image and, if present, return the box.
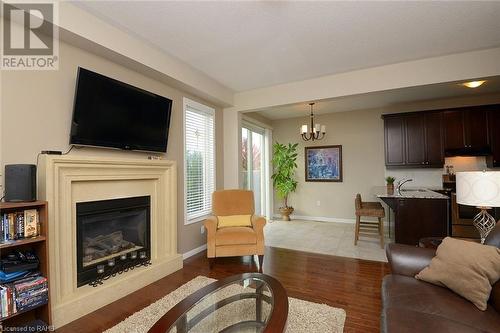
[444,156,488,172]
[385,156,489,188]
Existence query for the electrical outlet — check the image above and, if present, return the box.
[201,225,205,234]
[316,200,321,206]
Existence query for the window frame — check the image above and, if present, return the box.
[183,97,216,225]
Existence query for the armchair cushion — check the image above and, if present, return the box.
[217,214,252,228]
[215,227,257,246]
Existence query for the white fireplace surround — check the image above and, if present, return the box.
[38,155,182,328]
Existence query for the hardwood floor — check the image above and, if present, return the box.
[56,247,389,333]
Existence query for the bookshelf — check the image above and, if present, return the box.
[0,201,51,328]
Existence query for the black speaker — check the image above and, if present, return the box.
[4,164,37,202]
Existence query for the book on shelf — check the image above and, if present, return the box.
[1,209,40,243]
[15,213,25,239]
[8,214,15,240]
[0,275,48,319]
[23,209,38,238]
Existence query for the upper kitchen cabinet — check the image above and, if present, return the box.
[465,108,489,148]
[384,116,406,166]
[404,114,426,166]
[383,112,443,168]
[443,110,465,150]
[444,107,490,155]
[384,104,498,168]
[487,107,500,168]
[424,112,444,166]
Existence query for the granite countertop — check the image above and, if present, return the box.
[372,186,449,199]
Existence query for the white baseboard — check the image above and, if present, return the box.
[272,214,356,224]
[182,244,207,260]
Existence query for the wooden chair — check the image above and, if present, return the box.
[355,193,385,248]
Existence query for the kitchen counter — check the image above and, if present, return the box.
[373,186,450,245]
[373,186,449,199]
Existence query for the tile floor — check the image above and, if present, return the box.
[264,219,392,262]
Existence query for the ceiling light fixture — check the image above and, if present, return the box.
[300,103,326,141]
[462,80,486,88]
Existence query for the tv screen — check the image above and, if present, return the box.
[70,67,172,152]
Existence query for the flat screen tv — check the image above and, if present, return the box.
[70,67,172,152]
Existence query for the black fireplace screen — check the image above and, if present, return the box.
[76,196,151,287]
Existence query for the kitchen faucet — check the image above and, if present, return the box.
[397,178,413,194]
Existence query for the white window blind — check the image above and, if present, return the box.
[184,99,215,222]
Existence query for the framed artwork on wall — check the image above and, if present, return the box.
[305,145,343,182]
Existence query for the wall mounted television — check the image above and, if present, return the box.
[70,67,172,153]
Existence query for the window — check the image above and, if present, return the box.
[184,98,215,223]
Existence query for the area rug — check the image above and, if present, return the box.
[105,276,346,333]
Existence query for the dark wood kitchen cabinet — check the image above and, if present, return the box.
[424,112,444,166]
[379,197,449,245]
[443,110,465,150]
[395,198,449,245]
[383,112,443,168]
[384,116,406,166]
[404,114,426,166]
[487,107,500,167]
[383,104,499,168]
[443,107,489,153]
[466,108,489,148]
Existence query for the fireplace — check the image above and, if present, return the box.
[76,196,151,287]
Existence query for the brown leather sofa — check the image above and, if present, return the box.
[381,225,500,333]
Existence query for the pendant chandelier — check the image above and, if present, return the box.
[300,102,326,141]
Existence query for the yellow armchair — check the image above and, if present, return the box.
[203,190,266,270]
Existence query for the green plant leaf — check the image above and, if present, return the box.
[271,142,299,207]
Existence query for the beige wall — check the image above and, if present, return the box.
[0,40,224,254]
[271,108,385,221]
[271,93,500,221]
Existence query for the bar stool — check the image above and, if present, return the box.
[354,193,385,248]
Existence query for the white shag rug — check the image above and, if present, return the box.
[105,276,346,333]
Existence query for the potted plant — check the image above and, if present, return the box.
[385,176,396,194]
[272,142,298,221]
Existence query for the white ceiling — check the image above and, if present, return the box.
[252,77,500,120]
[73,1,500,92]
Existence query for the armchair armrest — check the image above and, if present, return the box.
[203,216,217,234]
[251,215,266,231]
[251,215,266,255]
[203,216,218,258]
[386,243,435,277]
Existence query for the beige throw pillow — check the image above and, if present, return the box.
[415,237,500,311]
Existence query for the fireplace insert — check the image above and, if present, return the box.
[76,196,151,287]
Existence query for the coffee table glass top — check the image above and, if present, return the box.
[150,273,288,333]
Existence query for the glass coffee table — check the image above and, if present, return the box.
[149,273,288,333]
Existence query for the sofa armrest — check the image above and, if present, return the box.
[386,243,436,277]
[203,216,218,258]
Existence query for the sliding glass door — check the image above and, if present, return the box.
[241,123,269,217]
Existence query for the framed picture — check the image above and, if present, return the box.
[305,145,343,182]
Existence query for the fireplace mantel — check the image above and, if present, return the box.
[38,155,181,328]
